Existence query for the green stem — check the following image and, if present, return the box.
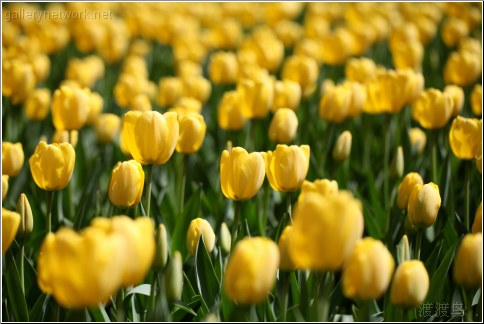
[431,131,438,184]
[318,122,335,178]
[357,300,370,322]
[285,192,292,224]
[149,271,158,312]
[178,154,187,216]
[20,243,25,294]
[46,190,54,233]
[280,272,289,322]
[464,289,474,322]
[383,115,391,211]
[145,165,153,218]
[116,289,125,321]
[415,229,422,260]
[231,201,242,249]
[464,160,470,232]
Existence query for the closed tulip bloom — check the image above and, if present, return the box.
[182,75,212,104]
[176,113,207,154]
[109,160,144,209]
[16,193,33,238]
[345,57,377,83]
[95,113,121,144]
[471,84,482,116]
[397,173,424,209]
[218,90,248,131]
[282,55,318,98]
[29,141,75,191]
[91,216,155,287]
[453,233,482,289]
[2,175,8,201]
[2,208,21,254]
[289,190,364,271]
[86,92,104,125]
[52,85,91,131]
[444,85,465,116]
[2,142,24,177]
[262,145,310,192]
[165,251,184,302]
[238,75,274,119]
[319,84,352,123]
[411,88,453,129]
[409,128,427,154]
[37,226,125,308]
[268,108,298,144]
[24,88,51,121]
[444,51,481,86]
[157,77,183,107]
[300,179,339,197]
[441,18,469,47]
[209,52,239,85]
[391,40,424,72]
[472,202,482,234]
[176,60,203,79]
[272,79,302,111]
[278,226,296,271]
[224,237,279,304]
[333,131,352,162]
[274,20,303,48]
[220,147,265,201]
[342,237,395,300]
[320,29,353,66]
[153,224,169,271]
[52,130,78,148]
[186,218,216,256]
[240,28,284,72]
[172,97,203,115]
[449,117,481,160]
[2,59,36,105]
[220,223,232,254]
[390,260,429,308]
[407,183,441,228]
[121,111,179,165]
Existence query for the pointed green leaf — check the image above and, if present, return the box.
[195,237,221,308]
[6,251,29,322]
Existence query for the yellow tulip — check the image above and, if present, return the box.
[345,57,377,84]
[390,260,429,308]
[449,117,481,160]
[209,52,239,85]
[2,59,36,105]
[114,74,155,109]
[472,202,482,234]
[389,23,420,52]
[224,237,279,304]
[52,130,78,148]
[52,85,91,131]
[268,108,299,144]
[300,179,339,197]
[29,141,75,191]
[16,193,33,238]
[24,88,51,121]
[176,113,207,154]
[332,131,352,162]
[37,226,125,308]
[95,113,121,144]
[238,74,274,119]
[186,218,216,256]
[319,83,352,123]
[274,20,303,48]
[120,111,179,165]
[153,223,169,271]
[411,88,453,129]
[441,18,469,48]
[2,175,8,201]
[220,222,232,254]
[157,77,184,107]
[65,55,104,89]
[471,84,482,116]
[171,97,203,115]
[262,145,310,192]
[391,39,424,71]
[397,173,424,210]
[342,237,395,300]
[240,28,284,72]
[453,233,482,289]
[272,79,302,111]
[86,92,104,125]
[176,60,203,78]
[407,183,441,228]
[2,142,24,177]
[320,29,353,66]
[109,160,144,209]
[282,54,318,98]
[182,75,212,104]
[121,55,148,79]
[278,226,296,271]
[444,85,465,116]
[218,90,248,131]
[91,216,155,287]
[444,50,481,86]
[409,128,427,154]
[2,208,20,254]
[289,190,364,271]
[165,251,184,302]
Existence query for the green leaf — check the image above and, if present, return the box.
[195,237,221,308]
[424,240,443,277]
[171,186,201,256]
[89,304,111,322]
[172,301,198,316]
[6,251,29,322]
[289,271,300,305]
[29,293,49,322]
[125,284,151,297]
[130,295,140,322]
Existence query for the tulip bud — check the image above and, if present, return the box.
[397,172,424,210]
[95,114,121,144]
[220,222,231,254]
[408,128,427,154]
[16,193,33,238]
[109,160,144,209]
[472,202,482,234]
[29,141,75,191]
[390,260,429,308]
[411,88,453,130]
[2,142,25,177]
[453,233,482,289]
[52,130,78,148]
[176,113,207,154]
[332,131,352,162]
[209,52,239,85]
[218,90,248,131]
[449,117,481,160]
[262,145,310,192]
[153,224,169,271]
[407,183,441,228]
[444,85,464,116]
[396,235,411,264]
[342,237,395,300]
[268,109,298,144]
[224,237,279,304]
[204,313,220,322]
[2,175,8,201]
[52,85,90,131]
[165,251,184,302]
[186,218,216,256]
[2,208,21,255]
[220,147,265,201]
[24,88,51,121]
[390,146,404,179]
[272,80,301,111]
[278,226,296,271]
[471,84,482,116]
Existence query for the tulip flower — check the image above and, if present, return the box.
[16,193,33,238]
[319,83,352,123]
[342,237,395,300]
[238,74,274,119]
[268,109,299,144]
[407,183,441,228]
[109,160,144,209]
[224,237,280,304]
[444,50,481,86]
[411,88,453,129]
[390,146,404,178]
[157,77,184,107]
[218,90,248,131]
[345,57,377,84]
[208,51,239,84]
[278,226,296,271]
[95,113,121,144]
[449,117,481,160]
[52,85,91,131]
[472,202,482,234]
[408,128,427,154]
[240,28,284,72]
[262,145,310,193]
[176,113,207,154]
[332,131,352,162]
[471,84,482,116]
[391,39,424,72]
[24,88,51,121]
[181,75,212,104]
[120,111,179,165]
[272,79,302,111]
[165,251,184,302]
[2,142,24,177]
[397,173,424,210]
[86,92,103,125]
[444,85,464,116]
[65,55,105,88]
[153,224,169,271]
[282,54,318,98]
[2,208,21,255]
[300,179,339,197]
[2,59,36,105]
[441,17,469,48]
[52,130,78,148]
[319,29,352,65]
[186,218,216,256]
[2,175,8,201]
[390,260,429,308]
[453,233,482,289]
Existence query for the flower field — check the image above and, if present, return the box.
[1,2,483,322]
